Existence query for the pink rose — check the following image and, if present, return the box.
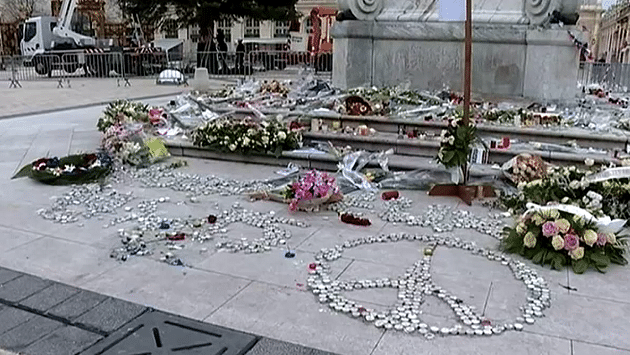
[541,222,559,237]
[596,233,607,247]
[564,234,579,251]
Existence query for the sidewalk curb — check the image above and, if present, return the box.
[0,92,183,121]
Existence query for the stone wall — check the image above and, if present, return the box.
[333,21,579,101]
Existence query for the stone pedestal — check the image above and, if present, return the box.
[333,0,581,101]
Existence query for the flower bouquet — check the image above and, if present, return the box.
[502,154,549,184]
[429,115,495,204]
[249,170,343,212]
[97,100,149,133]
[437,116,478,173]
[12,152,112,185]
[502,206,627,274]
[191,116,301,157]
[101,123,169,166]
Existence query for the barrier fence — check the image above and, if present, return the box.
[1,50,333,88]
[578,62,630,92]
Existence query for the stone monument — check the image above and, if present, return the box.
[333,0,581,100]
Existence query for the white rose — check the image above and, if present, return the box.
[243,137,250,146]
[229,144,237,151]
[278,131,287,141]
[448,136,455,145]
[584,158,595,166]
[569,181,579,189]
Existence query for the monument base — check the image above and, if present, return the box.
[332,21,579,101]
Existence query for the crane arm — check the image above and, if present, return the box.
[52,0,96,47]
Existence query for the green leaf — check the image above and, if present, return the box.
[532,250,546,265]
[551,254,566,270]
[12,163,34,179]
[572,259,589,274]
[443,150,455,163]
[589,253,610,267]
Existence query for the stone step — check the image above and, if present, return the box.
[164,139,619,180]
[303,131,621,166]
[164,139,500,177]
[208,107,630,151]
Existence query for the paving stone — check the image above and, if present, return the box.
[0,307,34,334]
[0,269,21,285]
[74,297,147,334]
[19,283,80,313]
[22,326,102,355]
[246,338,339,355]
[0,275,52,304]
[47,290,107,321]
[0,315,63,351]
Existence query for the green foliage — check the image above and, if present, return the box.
[117,0,299,35]
[436,118,477,169]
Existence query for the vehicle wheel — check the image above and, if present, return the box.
[33,56,51,76]
[62,54,79,74]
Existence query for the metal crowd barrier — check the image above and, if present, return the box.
[579,62,630,92]
[2,49,334,88]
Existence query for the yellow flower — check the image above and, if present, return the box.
[555,219,571,233]
[516,223,527,235]
[551,235,565,250]
[569,247,585,260]
[583,230,598,247]
[524,232,537,248]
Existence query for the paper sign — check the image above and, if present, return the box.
[439,0,466,22]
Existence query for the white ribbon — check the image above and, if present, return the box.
[525,203,626,234]
[585,167,630,183]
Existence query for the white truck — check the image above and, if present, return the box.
[19,0,165,77]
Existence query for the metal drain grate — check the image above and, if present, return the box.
[82,311,258,355]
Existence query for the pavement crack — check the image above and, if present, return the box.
[204,280,255,321]
[369,330,387,355]
[481,281,493,316]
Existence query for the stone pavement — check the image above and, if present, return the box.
[0,77,236,119]
[0,99,629,355]
[0,265,336,355]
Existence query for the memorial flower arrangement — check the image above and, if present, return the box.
[12,153,112,185]
[282,170,342,212]
[500,166,630,220]
[436,116,477,170]
[101,123,169,166]
[502,208,627,274]
[97,100,149,133]
[502,154,548,184]
[191,117,301,156]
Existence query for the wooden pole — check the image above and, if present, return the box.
[462,0,473,184]
[463,0,472,126]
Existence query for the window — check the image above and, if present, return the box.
[190,26,200,43]
[24,22,36,42]
[217,19,232,43]
[305,18,313,34]
[274,21,290,38]
[162,19,178,39]
[245,18,260,38]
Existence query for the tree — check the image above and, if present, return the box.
[0,0,44,22]
[117,0,299,39]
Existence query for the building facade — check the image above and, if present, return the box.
[578,0,605,60]
[599,0,630,63]
[152,0,338,54]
